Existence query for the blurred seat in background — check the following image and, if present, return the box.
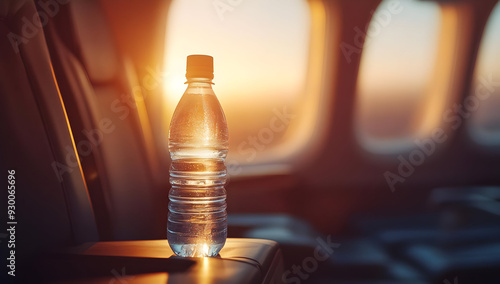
[40,0,167,240]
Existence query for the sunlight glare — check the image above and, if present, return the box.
[163,0,311,164]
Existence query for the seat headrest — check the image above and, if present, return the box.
[69,0,119,84]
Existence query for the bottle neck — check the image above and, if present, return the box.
[185,77,214,86]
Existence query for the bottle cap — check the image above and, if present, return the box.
[186,55,214,80]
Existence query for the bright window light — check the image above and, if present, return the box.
[469,3,500,146]
[163,0,327,173]
[355,0,442,154]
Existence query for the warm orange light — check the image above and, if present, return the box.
[355,0,447,154]
[162,0,318,167]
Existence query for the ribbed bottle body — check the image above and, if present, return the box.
[167,81,228,257]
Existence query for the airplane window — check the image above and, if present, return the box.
[355,0,443,154]
[163,0,326,174]
[469,3,500,146]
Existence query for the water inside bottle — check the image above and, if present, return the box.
[167,148,228,257]
[167,80,228,257]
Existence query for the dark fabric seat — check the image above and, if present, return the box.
[0,1,98,280]
[41,0,167,240]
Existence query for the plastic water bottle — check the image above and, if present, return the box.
[167,55,228,257]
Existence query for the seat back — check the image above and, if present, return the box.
[0,0,98,253]
[42,0,166,240]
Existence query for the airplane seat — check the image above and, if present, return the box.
[39,0,167,240]
[0,0,98,274]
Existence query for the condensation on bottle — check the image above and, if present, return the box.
[167,55,228,257]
